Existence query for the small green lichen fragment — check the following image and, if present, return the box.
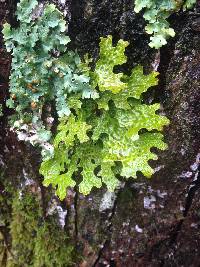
[94,35,129,93]
[40,147,76,200]
[183,0,196,10]
[125,66,159,99]
[54,114,92,148]
[134,0,195,48]
[105,132,167,178]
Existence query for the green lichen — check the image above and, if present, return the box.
[40,35,169,200]
[134,0,196,48]
[3,0,169,201]
[3,0,92,158]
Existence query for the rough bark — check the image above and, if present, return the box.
[1,0,200,266]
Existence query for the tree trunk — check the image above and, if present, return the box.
[1,0,200,266]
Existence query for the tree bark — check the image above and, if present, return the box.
[1,0,200,266]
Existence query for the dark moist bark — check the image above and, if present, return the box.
[1,1,200,266]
